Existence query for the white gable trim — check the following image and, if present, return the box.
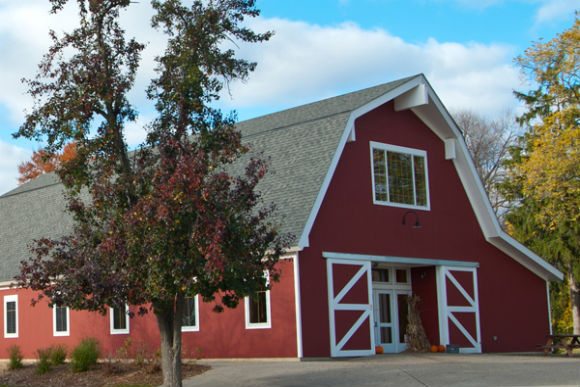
[394,83,428,111]
[297,75,563,282]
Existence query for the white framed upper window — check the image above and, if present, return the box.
[244,272,272,329]
[110,304,130,334]
[53,305,70,336]
[182,295,199,332]
[370,142,430,210]
[4,295,18,338]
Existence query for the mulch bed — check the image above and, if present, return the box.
[0,361,210,386]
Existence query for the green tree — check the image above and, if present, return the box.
[13,1,287,386]
[505,16,580,333]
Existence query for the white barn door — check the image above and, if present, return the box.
[327,259,375,357]
[436,266,481,353]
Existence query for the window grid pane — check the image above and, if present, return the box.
[6,301,16,334]
[387,151,414,205]
[56,306,67,332]
[372,268,389,282]
[182,297,196,327]
[379,294,391,323]
[249,291,268,324]
[397,294,409,344]
[113,307,126,330]
[396,269,408,283]
[413,155,427,206]
[373,149,388,202]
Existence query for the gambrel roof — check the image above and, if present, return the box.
[0,74,563,282]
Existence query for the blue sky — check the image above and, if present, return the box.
[0,0,577,194]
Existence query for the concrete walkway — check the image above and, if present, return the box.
[184,353,580,387]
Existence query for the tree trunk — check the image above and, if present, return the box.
[568,271,580,334]
[155,294,185,387]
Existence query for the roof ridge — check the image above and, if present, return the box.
[237,76,419,131]
[242,108,352,140]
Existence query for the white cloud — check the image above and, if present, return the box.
[535,0,578,24]
[223,18,521,118]
[0,2,80,123]
[0,141,31,195]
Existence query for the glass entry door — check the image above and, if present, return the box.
[373,290,410,353]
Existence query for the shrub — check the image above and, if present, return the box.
[70,338,100,373]
[8,345,23,370]
[36,348,52,375]
[49,344,67,365]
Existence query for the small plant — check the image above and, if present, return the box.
[8,345,23,370]
[36,348,52,375]
[117,337,132,360]
[49,344,67,365]
[70,338,100,372]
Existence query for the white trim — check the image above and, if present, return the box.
[244,290,272,329]
[181,295,200,332]
[298,76,427,248]
[369,141,430,211]
[436,266,481,353]
[3,295,18,338]
[0,281,17,290]
[327,259,375,357]
[53,305,70,337]
[436,266,448,346]
[293,255,303,358]
[546,281,553,335]
[110,304,130,335]
[322,251,479,268]
[394,83,428,111]
[444,139,456,160]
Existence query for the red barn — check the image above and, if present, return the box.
[0,74,562,359]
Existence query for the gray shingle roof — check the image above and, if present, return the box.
[0,76,418,282]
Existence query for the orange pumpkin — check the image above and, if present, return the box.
[430,345,438,353]
[438,344,446,352]
[375,346,384,354]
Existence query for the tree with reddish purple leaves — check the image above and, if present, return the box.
[13,1,287,386]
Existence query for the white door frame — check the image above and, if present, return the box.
[436,266,482,353]
[327,258,375,357]
[373,288,411,353]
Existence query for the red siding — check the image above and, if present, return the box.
[299,101,550,356]
[0,259,297,359]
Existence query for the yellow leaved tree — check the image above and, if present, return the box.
[506,16,580,333]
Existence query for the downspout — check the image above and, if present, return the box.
[546,281,553,335]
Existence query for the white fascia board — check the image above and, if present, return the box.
[322,251,479,268]
[298,76,426,248]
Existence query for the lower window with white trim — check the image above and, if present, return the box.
[53,305,70,336]
[244,273,272,329]
[4,295,18,338]
[181,295,199,332]
[110,304,130,334]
